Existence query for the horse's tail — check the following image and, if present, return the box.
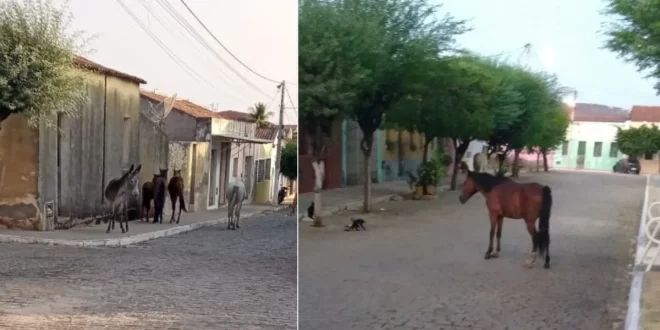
[179,189,188,213]
[229,185,239,213]
[536,185,552,256]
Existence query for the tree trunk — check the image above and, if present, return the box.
[361,133,374,213]
[450,138,470,190]
[311,159,325,227]
[511,148,522,177]
[536,152,540,172]
[422,138,431,162]
[542,149,549,172]
[497,154,506,175]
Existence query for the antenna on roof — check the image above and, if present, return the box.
[147,93,177,127]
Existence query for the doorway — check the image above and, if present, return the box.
[576,141,586,170]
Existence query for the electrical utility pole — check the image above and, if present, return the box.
[272,81,286,205]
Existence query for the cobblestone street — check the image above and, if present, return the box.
[0,212,297,330]
[299,171,644,330]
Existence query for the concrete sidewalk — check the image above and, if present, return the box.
[298,174,465,219]
[0,203,290,248]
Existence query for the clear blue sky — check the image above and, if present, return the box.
[439,0,658,109]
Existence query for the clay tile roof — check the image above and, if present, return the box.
[630,105,660,122]
[73,56,146,84]
[216,110,255,122]
[573,103,630,123]
[140,90,219,119]
[255,126,278,140]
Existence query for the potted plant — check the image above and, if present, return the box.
[417,161,440,195]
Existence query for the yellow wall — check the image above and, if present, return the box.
[254,181,271,203]
[383,129,428,160]
[0,114,41,230]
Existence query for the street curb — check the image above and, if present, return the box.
[300,183,457,220]
[0,205,289,248]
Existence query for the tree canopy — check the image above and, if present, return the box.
[280,140,297,181]
[616,125,660,158]
[0,0,89,128]
[249,102,273,128]
[603,0,660,93]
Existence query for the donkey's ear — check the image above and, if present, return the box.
[134,164,142,174]
[128,164,135,173]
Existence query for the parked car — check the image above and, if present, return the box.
[613,158,641,175]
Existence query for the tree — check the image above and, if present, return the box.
[280,140,297,181]
[616,125,660,158]
[248,102,273,128]
[603,0,660,93]
[487,66,559,177]
[526,105,570,172]
[335,0,467,209]
[0,0,89,129]
[299,0,371,226]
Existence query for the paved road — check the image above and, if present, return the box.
[299,171,644,330]
[0,212,297,330]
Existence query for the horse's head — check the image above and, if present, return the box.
[459,170,479,204]
[159,168,168,177]
[172,169,182,177]
[127,164,142,198]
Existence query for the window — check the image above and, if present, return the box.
[561,141,568,156]
[255,159,272,182]
[577,141,586,156]
[609,142,619,158]
[593,142,602,157]
[232,157,238,177]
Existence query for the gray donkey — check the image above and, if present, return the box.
[104,164,142,233]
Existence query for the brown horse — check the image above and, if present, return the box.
[152,168,168,224]
[459,171,553,269]
[167,169,188,224]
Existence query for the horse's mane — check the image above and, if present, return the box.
[469,171,511,192]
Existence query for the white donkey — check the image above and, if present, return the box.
[226,177,246,230]
[104,164,142,233]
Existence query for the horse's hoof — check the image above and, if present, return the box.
[490,252,499,258]
[106,230,110,234]
[524,261,535,268]
[484,253,492,260]
[544,263,550,269]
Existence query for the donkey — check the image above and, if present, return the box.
[152,168,168,224]
[142,169,168,222]
[226,177,246,230]
[104,164,142,233]
[167,169,188,224]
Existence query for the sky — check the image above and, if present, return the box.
[438,0,659,110]
[65,0,298,125]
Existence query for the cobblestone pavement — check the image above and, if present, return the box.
[0,212,297,330]
[299,171,644,330]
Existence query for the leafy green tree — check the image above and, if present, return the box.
[487,65,560,177]
[334,0,467,209]
[526,105,570,172]
[616,125,660,159]
[299,0,371,226]
[603,0,660,93]
[248,102,273,128]
[280,140,297,181]
[0,0,89,129]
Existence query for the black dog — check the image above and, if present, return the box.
[308,202,314,218]
[345,218,367,231]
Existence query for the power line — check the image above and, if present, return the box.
[135,0,252,105]
[284,84,297,110]
[114,0,217,89]
[178,0,282,85]
[157,0,274,99]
